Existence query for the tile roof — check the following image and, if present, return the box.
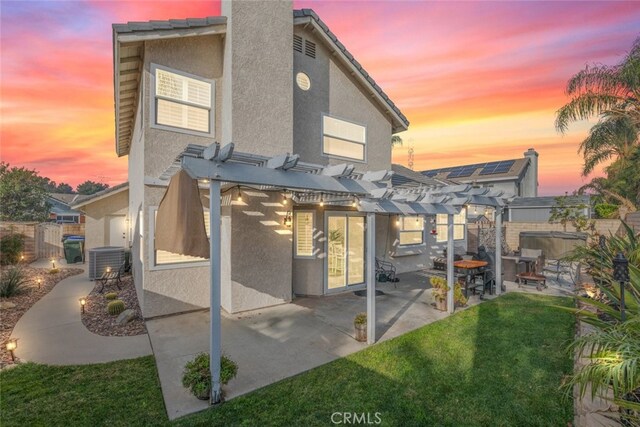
[70,182,129,208]
[509,195,590,208]
[293,9,409,130]
[113,16,227,34]
[391,164,457,188]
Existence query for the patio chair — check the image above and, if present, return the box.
[375,258,398,287]
[543,259,581,286]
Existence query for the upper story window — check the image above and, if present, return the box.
[322,115,366,162]
[151,64,214,137]
[436,209,466,243]
[399,215,424,246]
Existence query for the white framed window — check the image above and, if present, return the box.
[56,214,80,223]
[150,64,215,137]
[436,209,467,243]
[399,215,424,246]
[294,211,315,258]
[322,115,366,161]
[149,207,210,269]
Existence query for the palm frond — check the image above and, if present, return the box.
[555,93,626,133]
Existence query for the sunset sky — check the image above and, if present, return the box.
[1,1,639,195]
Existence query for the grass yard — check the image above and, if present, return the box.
[0,293,575,426]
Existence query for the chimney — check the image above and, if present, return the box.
[221,0,293,156]
[523,148,539,197]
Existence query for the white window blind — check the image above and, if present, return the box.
[153,66,213,134]
[322,115,366,161]
[155,211,210,265]
[295,211,314,257]
[436,209,466,243]
[399,215,424,246]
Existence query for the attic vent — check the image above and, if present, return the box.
[293,35,303,53]
[304,40,316,58]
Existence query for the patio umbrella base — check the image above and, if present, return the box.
[353,290,385,297]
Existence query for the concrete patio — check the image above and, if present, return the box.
[146,271,487,420]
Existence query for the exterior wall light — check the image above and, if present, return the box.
[6,338,18,361]
[352,199,357,208]
[282,194,288,205]
[319,194,324,207]
[284,211,293,227]
[79,297,87,314]
[395,217,400,226]
[613,252,629,321]
[237,189,243,202]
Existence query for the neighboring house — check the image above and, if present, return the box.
[71,183,129,250]
[108,2,479,318]
[46,193,86,224]
[421,148,538,220]
[506,195,591,223]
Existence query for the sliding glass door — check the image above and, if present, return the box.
[326,213,365,291]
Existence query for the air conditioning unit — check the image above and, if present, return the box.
[88,247,125,280]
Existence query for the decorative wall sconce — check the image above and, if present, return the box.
[283,211,293,227]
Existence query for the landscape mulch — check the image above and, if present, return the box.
[0,266,83,368]
[80,275,147,337]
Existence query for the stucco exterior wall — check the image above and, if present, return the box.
[228,190,292,312]
[292,28,393,171]
[129,89,145,304]
[221,0,293,156]
[82,190,129,251]
[142,35,224,178]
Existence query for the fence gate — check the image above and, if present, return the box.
[36,223,63,260]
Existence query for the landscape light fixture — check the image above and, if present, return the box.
[51,259,56,269]
[613,252,629,321]
[5,338,18,361]
[20,254,25,262]
[36,278,42,289]
[106,266,111,274]
[79,297,86,314]
[283,211,293,227]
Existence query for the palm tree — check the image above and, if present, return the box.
[391,135,403,148]
[580,114,638,176]
[556,37,640,174]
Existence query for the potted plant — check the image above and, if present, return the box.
[182,353,238,401]
[354,312,367,342]
[454,281,468,307]
[430,276,448,311]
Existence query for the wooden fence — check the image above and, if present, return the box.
[0,221,85,261]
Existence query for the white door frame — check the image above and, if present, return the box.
[323,211,367,294]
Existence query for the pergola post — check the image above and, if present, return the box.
[209,179,222,404]
[446,213,455,314]
[366,212,376,344]
[494,208,502,296]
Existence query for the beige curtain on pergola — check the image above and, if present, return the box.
[155,169,210,259]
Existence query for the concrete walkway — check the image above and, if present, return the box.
[11,258,152,365]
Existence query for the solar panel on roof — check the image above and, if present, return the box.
[479,160,515,175]
[424,171,438,177]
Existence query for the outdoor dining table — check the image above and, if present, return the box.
[453,260,489,297]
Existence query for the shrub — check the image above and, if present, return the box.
[48,268,59,274]
[0,266,28,297]
[182,353,238,399]
[106,299,125,316]
[430,276,448,301]
[104,292,118,300]
[0,233,25,266]
[594,203,618,219]
[354,312,367,326]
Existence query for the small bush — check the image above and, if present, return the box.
[104,292,118,300]
[182,353,238,399]
[0,233,25,266]
[354,312,367,326]
[594,203,618,219]
[107,299,125,316]
[48,268,60,275]
[0,266,28,297]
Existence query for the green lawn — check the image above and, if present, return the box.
[0,293,575,426]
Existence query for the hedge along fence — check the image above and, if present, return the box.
[0,222,85,262]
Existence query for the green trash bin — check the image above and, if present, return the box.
[63,239,85,264]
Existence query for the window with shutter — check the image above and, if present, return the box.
[399,216,424,246]
[294,211,314,258]
[152,64,214,136]
[322,115,366,161]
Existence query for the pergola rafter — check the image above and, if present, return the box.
[159,142,513,405]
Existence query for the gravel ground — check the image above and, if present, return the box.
[80,275,147,337]
[0,266,83,368]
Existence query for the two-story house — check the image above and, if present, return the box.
[109,2,416,318]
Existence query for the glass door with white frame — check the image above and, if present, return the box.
[326,213,365,290]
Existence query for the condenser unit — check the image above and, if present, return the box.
[88,247,125,280]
